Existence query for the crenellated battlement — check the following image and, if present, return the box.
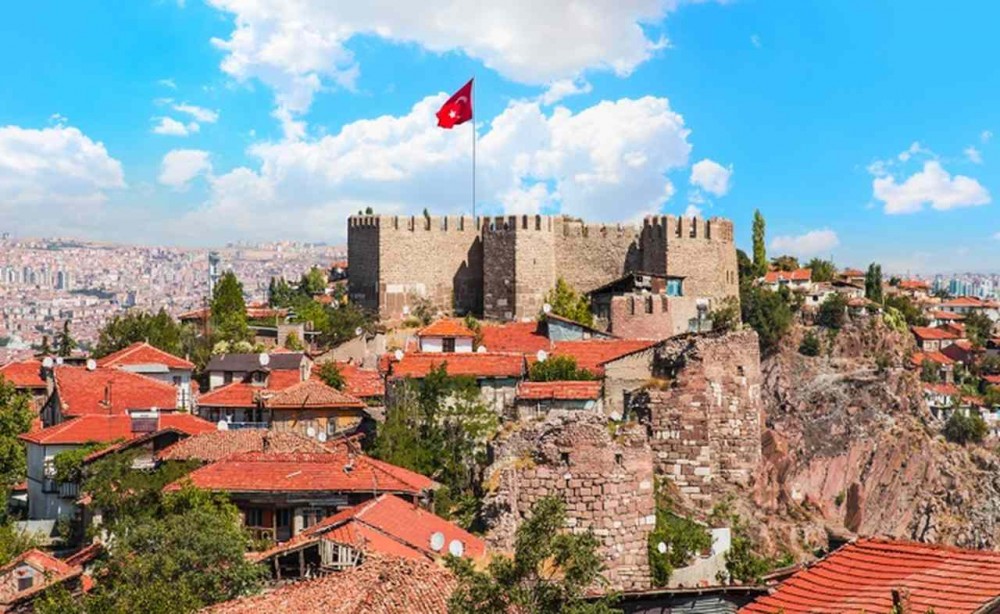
[348,214,482,232]
[642,215,735,242]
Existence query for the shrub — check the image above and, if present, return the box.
[944,410,988,445]
[798,331,821,356]
[816,293,848,329]
[528,355,596,382]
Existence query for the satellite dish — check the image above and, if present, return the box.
[55,357,64,365]
[258,353,270,367]
[430,532,445,552]
[536,350,548,363]
[355,327,363,337]
[216,420,229,431]
[402,305,410,316]
[150,406,158,413]
[86,358,97,371]
[317,432,328,442]
[306,426,316,438]
[448,539,465,557]
[608,410,620,420]
[542,303,552,314]
[42,357,54,369]
[477,346,487,353]
[657,542,667,554]
[394,349,404,361]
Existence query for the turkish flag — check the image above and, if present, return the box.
[436,79,473,129]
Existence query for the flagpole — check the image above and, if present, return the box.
[471,76,476,221]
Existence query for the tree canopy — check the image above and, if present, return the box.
[770,255,799,272]
[965,312,994,348]
[805,258,836,283]
[93,308,183,358]
[0,378,35,491]
[544,278,593,328]
[865,263,884,304]
[211,271,250,344]
[528,355,596,382]
[55,320,77,357]
[751,210,767,278]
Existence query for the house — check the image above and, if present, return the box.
[253,493,486,579]
[20,412,214,520]
[761,269,812,292]
[929,310,965,327]
[265,379,370,440]
[165,451,437,543]
[205,352,311,391]
[319,361,385,407]
[840,268,866,285]
[0,548,90,612]
[415,319,475,353]
[740,538,1000,613]
[588,272,701,339]
[40,365,182,427]
[387,352,526,414]
[941,339,977,365]
[938,296,1000,322]
[910,351,955,383]
[847,296,881,317]
[896,279,931,299]
[203,554,454,614]
[96,342,194,409]
[514,381,603,420]
[910,326,961,353]
[0,360,48,408]
[157,429,335,464]
[802,282,837,309]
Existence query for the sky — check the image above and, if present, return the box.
[0,1,997,274]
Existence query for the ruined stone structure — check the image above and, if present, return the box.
[483,415,656,590]
[641,331,763,508]
[347,214,738,321]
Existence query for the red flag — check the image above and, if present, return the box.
[436,79,473,129]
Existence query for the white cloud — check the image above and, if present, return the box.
[173,94,692,242]
[770,229,839,257]
[152,117,200,136]
[982,130,993,144]
[540,78,593,105]
[750,34,761,48]
[964,146,983,164]
[993,231,1000,240]
[173,103,219,124]
[689,158,732,196]
[158,78,177,89]
[158,149,212,190]
[683,203,702,217]
[0,125,124,234]
[897,141,932,162]
[204,0,704,133]
[873,160,991,214]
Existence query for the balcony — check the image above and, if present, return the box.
[226,422,269,430]
[58,481,79,499]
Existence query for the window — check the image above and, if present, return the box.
[172,376,182,386]
[223,372,233,384]
[666,279,683,297]
[302,508,327,529]
[245,508,264,527]
[560,452,570,466]
[442,338,456,353]
[276,508,291,528]
[615,453,624,467]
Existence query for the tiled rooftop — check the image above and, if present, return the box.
[96,341,193,370]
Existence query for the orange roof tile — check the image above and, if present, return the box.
[96,342,193,370]
[165,451,436,495]
[930,310,965,321]
[478,321,551,354]
[265,369,303,389]
[740,538,1000,614]
[20,412,215,445]
[52,366,179,416]
[416,319,475,338]
[550,339,657,375]
[204,554,455,614]
[517,381,602,401]
[265,379,364,409]
[911,326,960,341]
[910,351,955,367]
[764,269,812,283]
[157,430,334,462]
[390,352,525,379]
[924,383,959,396]
[0,360,46,389]
[332,362,385,399]
[898,279,931,290]
[197,382,260,408]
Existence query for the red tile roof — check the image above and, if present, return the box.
[930,310,966,321]
[940,296,996,308]
[910,351,955,367]
[196,382,260,409]
[841,268,864,277]
[390,352,525,379]
[478,321,552,354]
[205,554,455,614]
[550,339,657,375]
[0,360,46,389]
[416,319,475,338]
[898,279,931,290]
[157,430,334,462]
[0,548,78,605]
[984,374,1000,386]
[332,362,385,399]
[911,326,960,341]
[265,379,364,409]
[96,342,193,370]
[764,269,811,283]
[265,369,304,389]
[740,538,1000,614]
[53,366,180,416]
[517,381,602,401]
[21,412,215,445]
[165,451,436,495]
[924,383,959,396]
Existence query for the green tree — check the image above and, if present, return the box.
[944,410,988,445]
[736,249,754,283]
[211,272,250,344]
[751,210,767,278]
[316,361,345,390]
[544,278,594,328]
[771,255,799,272]
[35,335,53,357]
[528,355,596,382]
[55,320,77,357]
[965,312,994,348]
[710,503,779,585]
[0,378,35,489]
[93,309,183,358]
[0,524,43,567]
[816,293,848,329]
[266,277,295,308]
[447,497,618,614]
[920,359,941,384]
[708,296,741,333]
[883,294,929,327]
[805,258,836,283]
[298,267,328,296]
[283,330,304,351]
[865,263,884,304]
[798,331,821,356]
[647,482,711,587]
[740,286,793,356]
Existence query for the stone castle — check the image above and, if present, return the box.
[348,213,739,321]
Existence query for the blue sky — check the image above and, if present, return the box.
[0,1,997,273]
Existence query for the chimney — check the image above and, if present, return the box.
[102,382,113,413]
[892,588,910,613]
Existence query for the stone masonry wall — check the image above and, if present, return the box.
[483,415,655,590]
[640,216,739,308]
[645,330,762,509]
[554,218,642,296]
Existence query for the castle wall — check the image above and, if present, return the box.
[554,219,642,295]
[641,216,739,308]
[346,217,380,312]
[483,416,655,590]
[483,215,557,321]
